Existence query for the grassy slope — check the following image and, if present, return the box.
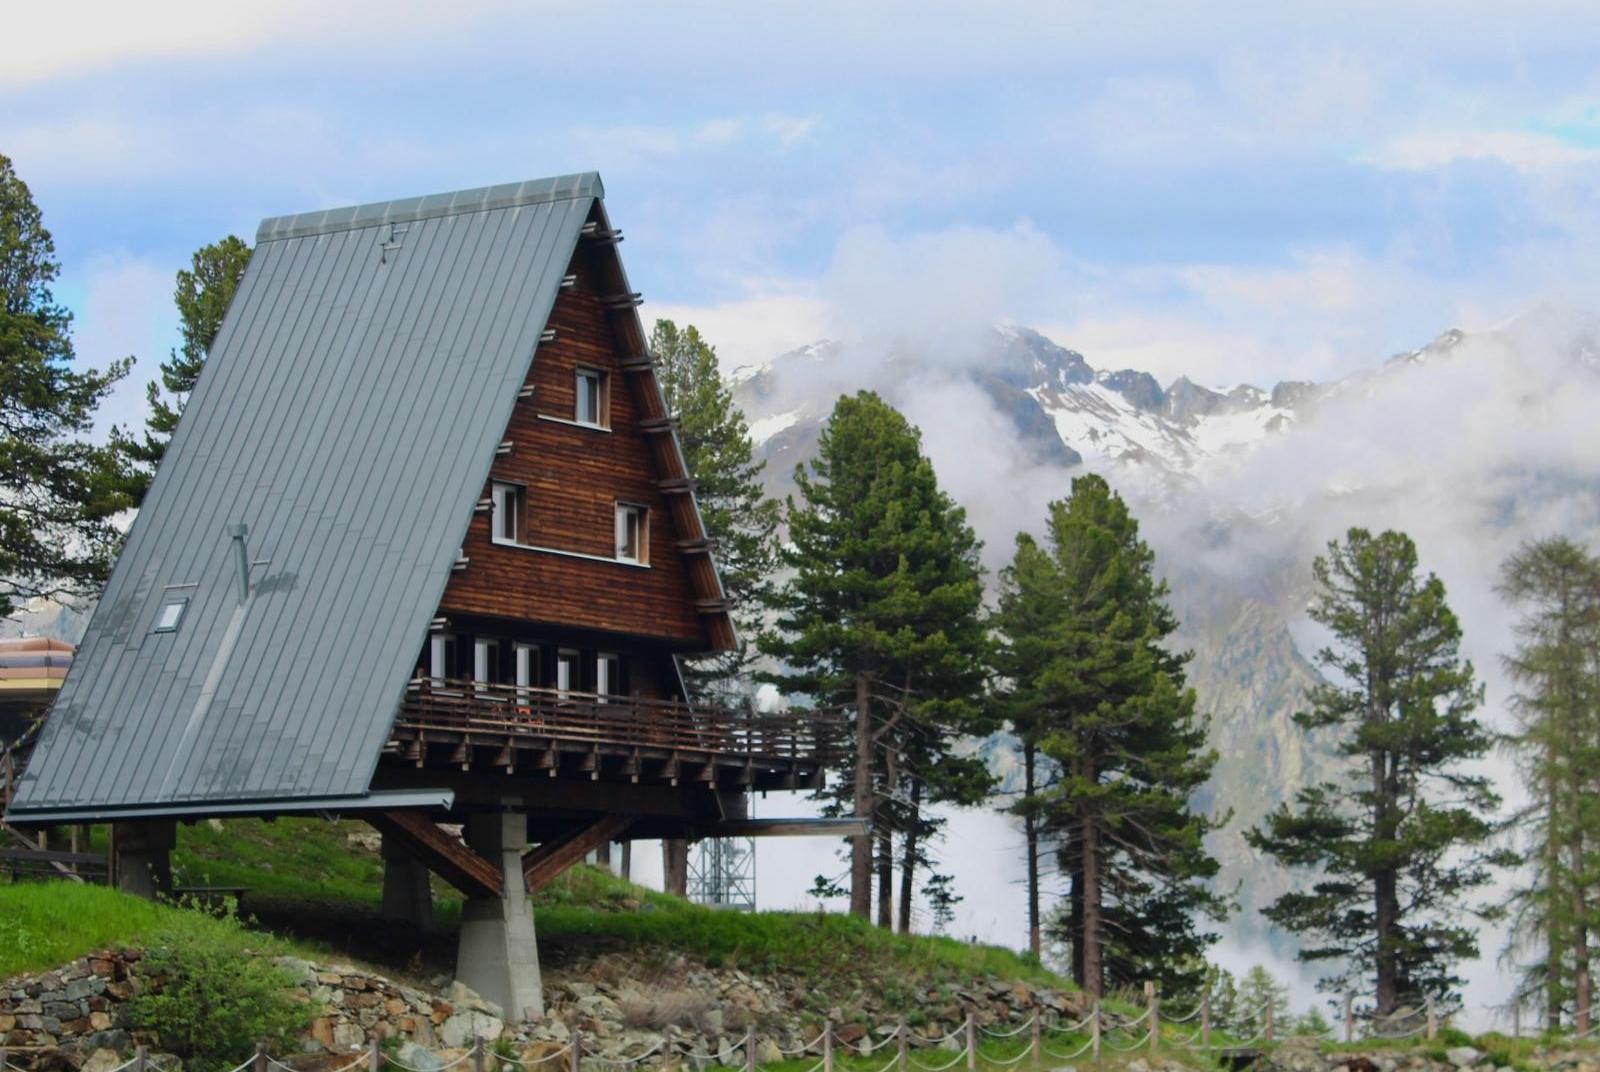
[0,882,321,979]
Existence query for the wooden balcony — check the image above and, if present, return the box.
[386,678,847,791]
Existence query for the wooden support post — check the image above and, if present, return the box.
[372,1036,384,1072]
[745,1026,757,1072]
[1513,1002,1521,1039]
[570,1028,582,1072]
[1201,988,1212,1049]
[898,1019,909,1072]
[1264,1000,1273,1043]
[1426,995,1437,1041]
[254,1041,268,1072]
[1344,994,1354,1043]
[823,1021,834,1072]
[1147,981,1160,1052]
[1091,1000,1101,1060]
[966,1013,977,1071]
[664,1026,674,1072]
[135,1046,147,1072]
[1030,1008,1041,1067]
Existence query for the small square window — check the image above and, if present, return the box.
[491,482,524,544]
[153,597,188,633]
[575,368,607,427]
[615,504,648,563]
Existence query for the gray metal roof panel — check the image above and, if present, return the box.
[10,179,595,814]
[256,173,602,242]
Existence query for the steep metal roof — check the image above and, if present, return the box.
[8,173,604,818]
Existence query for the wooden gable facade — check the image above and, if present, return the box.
[428,212,732,704]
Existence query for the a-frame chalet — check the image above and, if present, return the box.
[5,173,847,1019]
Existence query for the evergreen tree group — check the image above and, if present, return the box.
[1497,537,1600,1032]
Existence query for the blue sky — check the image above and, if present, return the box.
[9,1,1600,433]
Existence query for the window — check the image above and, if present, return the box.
[556,649,579,698]
[596,653,619,700]
[515,643,539,700]
[575,368,607,427]
[153,597,188,634]
[429,633,457,682]
[474,638,500,693]
[615,504,648,563]
[491,482,524,545]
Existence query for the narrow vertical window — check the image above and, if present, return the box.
[515,643,538,702]
[614,504,648,563]
[596,653,619,700]
[474,638,499,694]
[575,368,606,427]
[491,482,524,544]
[556,648,579,699]
[430,633,456,683]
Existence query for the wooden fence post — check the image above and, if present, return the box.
[823,1020,834,1072]
[570,1028,581,1072]
[966,1013,977,1072]
[1030,1007,1041,1067]
[373,1036,385,1072]
[1344,995,1354,1043]
[1513,1002,1521,1040]
[1147,982,1159,1053]
[1264,1001,1274,1043]
[1201,988,1212,1049]
[745,1026,757,1072]
[134,1046,147,1072]
[254,1042,269,1072]
[1426,996,1437,1041]
[1091,1001,1101,1061]
[898,1018,909,1072]
[663,1026,673,1072]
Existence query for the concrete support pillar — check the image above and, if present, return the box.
[663,838,689,897]
[618,841,631,882]
[380,833,433,930]
[456,811,542,1021]
[112,820,175,900]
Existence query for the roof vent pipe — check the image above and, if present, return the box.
[230,524,251,601]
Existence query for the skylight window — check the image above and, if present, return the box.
[153,597,189,634]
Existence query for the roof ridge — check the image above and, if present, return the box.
[256,172,603,243]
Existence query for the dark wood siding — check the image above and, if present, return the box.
[439,243,710,649]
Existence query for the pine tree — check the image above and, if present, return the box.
[1295,1004,1333,1038]
[1249,528,1508,1015]
[763,391,989,922]
[925,872,962,933]
[1497,537,1600,1032]
[1234,965,1291,1038]
[649,319,779,696]
[0,153,134,620]
[119,236,251,497]
[997,474,1225,995]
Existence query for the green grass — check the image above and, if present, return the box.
[0,882,320,980]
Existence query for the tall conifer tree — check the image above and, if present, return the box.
[0,153,133,620]
[1497,537,1600,1032]
[763,391,989,921]
[649,319,779,696]
[994,474,1223,995]
[120,235,251,498]
[1249,528,1507,1015]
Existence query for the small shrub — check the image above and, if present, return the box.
[124,913,309,1072]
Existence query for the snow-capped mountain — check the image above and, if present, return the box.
[733,305,1600,965]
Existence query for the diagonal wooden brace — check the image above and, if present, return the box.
[522,814,636,892]
[367,810,501,899]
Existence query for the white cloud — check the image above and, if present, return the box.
[64,252,179,440]
[1367,130,1600,172]
[648,292,829,376]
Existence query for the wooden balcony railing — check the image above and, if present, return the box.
[393,677,848,767]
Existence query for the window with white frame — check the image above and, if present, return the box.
[429,633,457,682]
[556,648,579,698]
[515,643,539,699]
[474,638,500,693]
[596,653,619,700]
[152,597,189,634]
[614,503,648,563]
[491,482,524,545]
[575,367,606,427]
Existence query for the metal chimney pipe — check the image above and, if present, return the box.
[230,524,250,600]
